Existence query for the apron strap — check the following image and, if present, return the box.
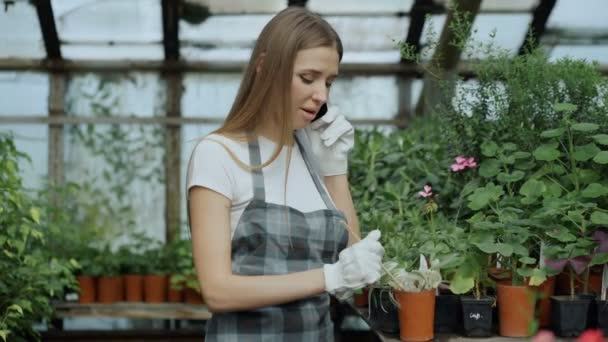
[294,130,338,212]
[247,134,266,201]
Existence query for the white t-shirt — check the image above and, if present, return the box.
[186,133,330,239]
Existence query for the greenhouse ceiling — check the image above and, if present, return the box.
[0,0,607,71]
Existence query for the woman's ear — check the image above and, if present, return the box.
[255,52,266,74]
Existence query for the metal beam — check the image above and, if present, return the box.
[403,0,440,60]
[164,74,182,243]
[287,0,307,7]
[34,0,62,59]
[0,115,405,127]
[161,0,180,60]
[518,0,557,54]
[48,74,65,187]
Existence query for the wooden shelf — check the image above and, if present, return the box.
[53,302,212,320]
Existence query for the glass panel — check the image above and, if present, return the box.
[186,0,286,14]
[0,1,45,58]
[0,125,48,191]
[64,122,166,243]
[65,72,166,117]
[52,0,162,42]
[326,16,409,51]
[435,0,539,12]
[550,46,608,64]
[330,76,398,120]
[0,72,49,116]
[180,15,272,48]
[308,0,414,14]
[421,14,532,59]
[182,73,241,118]
[547,0,608,29]
[61,44,164,60]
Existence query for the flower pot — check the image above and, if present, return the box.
[460,295,494,337]
[167,276,183,303]
[488,267,512,285]
[550,295,591,337]
[556,269,602,296]
[183,288,204,304]
[496,283,537,337]
[395,289,435,342]
[143,274,167,303]
[97,276,124,303]
[77,275,96,304]
[534,276,556,328]
[597,299,608,336]
[353,287,369,307]
[124,274,143,302]
[368,287,399,334]
[579,293,598,329]
[434,293,461,333]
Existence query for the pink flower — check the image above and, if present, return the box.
[576,329,605,342]
[418,185,433,198]
[532,330,555,342]
[450,156,477,172]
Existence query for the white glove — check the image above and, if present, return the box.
[304,106,355,176]
[323,230,384,296]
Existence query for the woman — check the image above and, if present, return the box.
[187,7,384,341]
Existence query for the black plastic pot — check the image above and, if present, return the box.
[434,293,462,333]
[460,295,494,337]
[550,295,591,337]
[368,287,399,334]
[579,293,598,328]
[597,299,608,336]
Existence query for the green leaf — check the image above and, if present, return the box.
[546,227,577,242]
[479,159,501,178]
[520,179,545,197]
[497,171,525,183]
[503,143,517,151]
[589,253,608,267]
[533,144,561,161]
[527,268,547,286]
[593,151,608,164]
[481,141,498,157]
[519,257,536,265]
[474,242,500,254]
[540,128,565,138]
[29,207,40,224]
[8,304,23,316]
[573,143,601,161]
[571,123,599,132]
[582,183,608,198]
[449,273,475,295]
[467,183,504,210]
[553,103,577,113]
[496,243,514,257]
[591,211,608,225]
[513,151,532,159]
[0,330,9,342]
[592,134,608,146]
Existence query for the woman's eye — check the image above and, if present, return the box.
[300,76,313,84]
[326,82,333,89]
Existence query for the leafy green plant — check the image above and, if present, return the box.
[0,134,78,342]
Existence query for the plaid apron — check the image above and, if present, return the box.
[205,132,349,341]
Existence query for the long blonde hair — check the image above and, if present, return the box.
[213,6,343,169]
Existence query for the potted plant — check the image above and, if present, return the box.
[96,245,124,303]
[141,242,170,303]
[117,236,149,302]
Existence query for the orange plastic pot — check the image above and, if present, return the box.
[144,274,167,303]
[395,289,435,342]
[97,276,124,303]
[167,276,183,303]
[124,274,144,302]
[535,276,556,328]
[183,288,205,304]
[354,287,369,307]
[496,283,537,337]
[77,275,96,303]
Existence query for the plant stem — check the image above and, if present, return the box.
[570,266,575,300]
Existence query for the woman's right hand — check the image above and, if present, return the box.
[323,230,384,295]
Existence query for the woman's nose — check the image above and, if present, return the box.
[312,85,328,103]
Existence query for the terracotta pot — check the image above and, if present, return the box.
[77,275,96,303]
[124,274,144,302]
[183,288,205,304]
[167,276,183,303]
[97,276,124,303]
[534,276,556,328]
[395,289,435,342]
[488,267,512,285]
[354,287,369,307]
[143,274,167,303]
[496,283,537,337]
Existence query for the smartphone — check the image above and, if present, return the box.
[312,103,328,122]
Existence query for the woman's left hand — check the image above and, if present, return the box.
[304,106,355,176]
